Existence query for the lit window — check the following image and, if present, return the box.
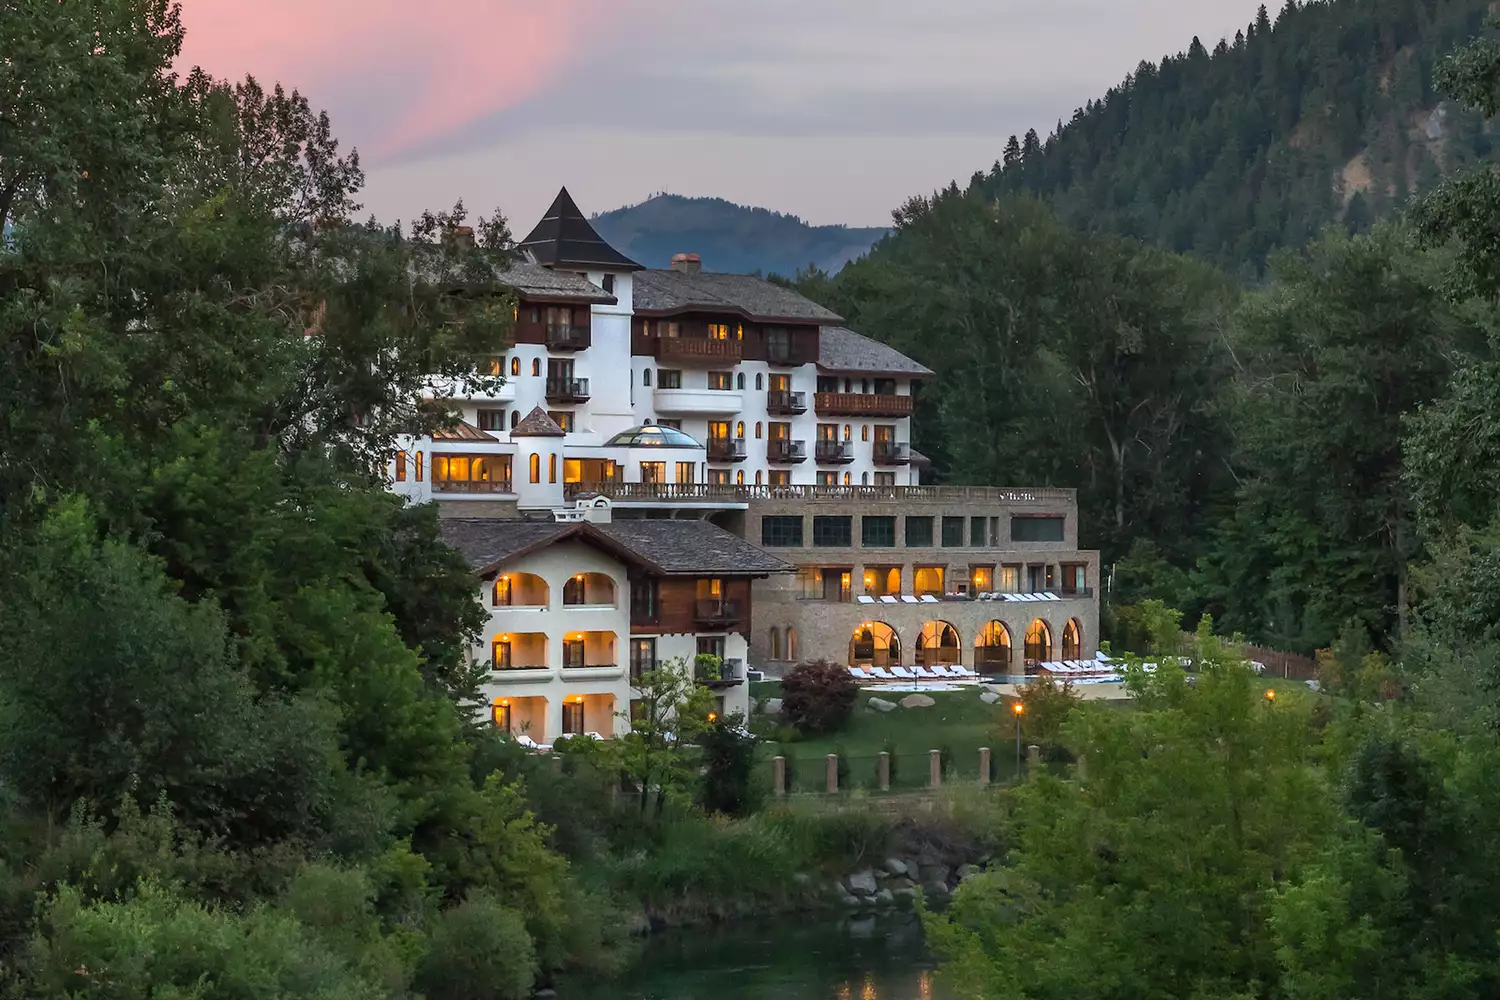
[415,452,423,482]
[531,358,541,377]
[755,422,762,439]
[510,357,520,376]
[549,453,557,483]
[394,452,407,482]
[529,454,540,484]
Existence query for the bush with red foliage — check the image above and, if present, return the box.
[780,658,859,736]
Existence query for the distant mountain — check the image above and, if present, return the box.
[590,194,888,276]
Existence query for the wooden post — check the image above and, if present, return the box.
[929,749,942,788]
[978,747,991,787]
[773,755,786,796]
[826,754,839,794]
[877,752,891,791]
[1027,744,1041,779]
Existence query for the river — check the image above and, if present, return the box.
[560,912,956,1000]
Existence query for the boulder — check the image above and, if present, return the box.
[979,690,1002,705]
[957,864,977,882]
[922,881,950,899]
[793,872,811,885]
[918,865,951,887]
[900,693,936,709]
[849,916,876,938]
[847,870,878,896]
[893,886,919,906]
[889,877,916,891]
[762,697,783,715]
[842,895,862,908]
[867,697,898,713]
[874,887,895,907]
[883,857,909,877]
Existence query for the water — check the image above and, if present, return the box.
[560,912,955,1000]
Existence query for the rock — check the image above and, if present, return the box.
[847,870,878,896]
[893,887,919,907]
[883,857,908,877]
[957,864,977,882]
[874,887,895,907]
[900,693,936,709]
[842,895,862,908]
[833,882,848,898]
[890,876,916,891]
[861,894,879,907]
[867,696,898,713]
[979,690,1001,705]
[793,872,811,885]
[849,916,876,938]
[535,991,557,999]
[919,865,951,887]
[922,881,950,898]
[762,697,783,715]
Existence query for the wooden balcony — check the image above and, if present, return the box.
[873,442,911,466]
[815,392,914,417]
[814,440,855,464]
[545,324,590,351]
[707,437,748,463]
[767,439,808,464]
[766,390,807,415]
[655,337,744,364]
[694,600,744,628]
[696,658,746,687]
[545,377,590,403]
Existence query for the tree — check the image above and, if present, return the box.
[780,659,859,736]
[416,893,538,1000]
[697,718,760,817]
[616,660,715,817]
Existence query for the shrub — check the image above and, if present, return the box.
[698,719,760,816]
[780,658,859,736]
[417,892,537,1000]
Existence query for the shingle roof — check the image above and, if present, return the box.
[817,326,933,376]
[439,517,793,579]
[632,269,843,323]
[517,188,642,272]
[500,259,616,303]
[432,420,496,442]
[511,406,566,438]
[593,520,794,576]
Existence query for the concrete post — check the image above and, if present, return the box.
[979,747,992,787]
[1027,744,1041,779]
[773,755,786,797]
[826,754,839,794]
[877,752,891,791]
[929,749,942,788]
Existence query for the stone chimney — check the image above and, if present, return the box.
[670,252,702,274]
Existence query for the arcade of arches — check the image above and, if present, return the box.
[829,617,1084,674]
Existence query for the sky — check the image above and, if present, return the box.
[179,0,1267,230]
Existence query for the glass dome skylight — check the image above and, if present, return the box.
[604,424,704,449]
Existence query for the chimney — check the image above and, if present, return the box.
[670,252,702,274]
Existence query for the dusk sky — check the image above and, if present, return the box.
[180,0,1267,230]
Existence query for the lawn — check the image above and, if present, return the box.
[750,682,1025,791]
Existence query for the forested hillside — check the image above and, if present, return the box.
[982,0,1496,275]
[591,194,887,275]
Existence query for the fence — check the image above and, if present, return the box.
[767,745,1038,796]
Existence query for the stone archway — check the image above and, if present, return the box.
[915,621,961,666]
[850,622,901,668]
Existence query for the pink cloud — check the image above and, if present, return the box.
[178,0,622,157]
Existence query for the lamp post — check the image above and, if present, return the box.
[1012,701,1025,777]
[1264,688,1276,705]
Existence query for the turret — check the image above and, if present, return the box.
[510,406,567,512]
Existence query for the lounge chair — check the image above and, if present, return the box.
[949,664,973,678]
[900,594,919,604]
[914,665,940,680]
[868,667,894,681]
[920,594,940,603]
[890,666,915,680]
[929,664,952,678]
[879,595,898,604]
[585,731,604,741]
[857,594,876,604]
[847,666,868,680]
[516,734,539,749]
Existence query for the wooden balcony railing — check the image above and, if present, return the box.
[766,390,807,415]
[655,337,744,364]
[545,325,590,351]
[545,377,590,403]
[707,437,748,463]
[814,392,914,417]
[814,440,855,464]
[873,442,911,466]
[694,599,744,626]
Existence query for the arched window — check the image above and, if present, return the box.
[531,358,541,377]
[1024,620,1052,670]
[548,453,557,483]
[769,627,782,660]
[415,452,424,482]
[861,425,869,442]
[736,373,745,390]
[1063,619,1082,659]
[755,373,763,390]
[736,421,745,438]
[843,472,852,485]
[510,356,520,376]
[510,410,519,429]
[787,626,799,661]
[755,422,763,439]
[529,453,540,484]
[395,451,407,482]
[976,621,1012,673]
[563,576,585,605]
[643,369,651,386]
[755,470,763,485]
[492,698,511,730]
[843,424,852,441]
[861,472,869,485]
[492,577,512,606]
[736,470,745,485]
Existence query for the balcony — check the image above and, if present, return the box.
[564,482,1078,504]
[766,343,797,366]
[766,390,807,415]
[707,437,748,463]
[654,388,743,416]
[655,337,744,365]
[545,377,590,403]
[873,442,910,466]
[694,599,744,627]
[432,479,514,494]
[815,440,855,464]
[815,392,914,417]
[696,657,746,688]
[766,439,807,464]
[545,324,590,351]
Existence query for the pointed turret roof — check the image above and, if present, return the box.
[517,187,642,272]
[510,406,566,437]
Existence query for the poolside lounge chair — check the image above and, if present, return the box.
[868,666,895,681]
[949,664,974,678]
[857,594,876,604]
[890,666,915,680]
[847,666,868,680]
[879,595,898,604]
[928,665,952,678]
[900,594,920,604]
[920,594,940,604]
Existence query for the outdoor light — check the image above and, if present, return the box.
[707,712,718,722]
[1265,689,1277,702]
[1013,702,1024,716]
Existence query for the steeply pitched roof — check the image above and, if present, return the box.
[499,259,616,303]
[511,406,566,437]
[632,269,843,323]
[592,520,794,576]
[517,188,642,272]
[817,326,933,376]
[439,517,794,579]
